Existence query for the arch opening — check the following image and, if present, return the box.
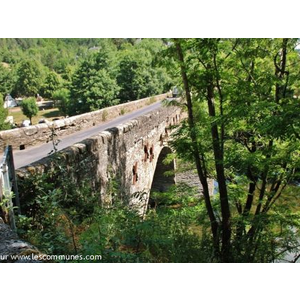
[149,147,175,208]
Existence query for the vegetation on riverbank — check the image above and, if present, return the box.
[4,38,300,262]
[15,153,300,263]
[167,38,300,262]
[16,155,208,262]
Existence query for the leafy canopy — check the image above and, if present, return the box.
[169,38,300,262]
[21,97,39,123]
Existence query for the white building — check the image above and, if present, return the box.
[4,95,17,108]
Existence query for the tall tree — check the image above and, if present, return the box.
[173,39,219,253]
[13,60,43,97]
[0,63,15,96]
[52,88,70,117]
[69,46,119,115]
[117,41,171,102]
[41,71,61,99]
[170,38,300,262]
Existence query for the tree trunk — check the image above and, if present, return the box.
[174,39,219,248]
[206,76,231,262]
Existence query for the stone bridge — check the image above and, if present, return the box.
[16,104,183,210]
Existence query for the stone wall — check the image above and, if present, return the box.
[0,217,43,263]
[176,170,214,197]
[0,93,170,152]
[16,105,182,208]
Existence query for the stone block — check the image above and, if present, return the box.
[73,143,87,154]
[52,119,66,128]
[22,126,38,136]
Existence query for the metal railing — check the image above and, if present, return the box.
[0,145,20,230]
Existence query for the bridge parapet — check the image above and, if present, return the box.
[16,104,183,209]
[0,93,170,152]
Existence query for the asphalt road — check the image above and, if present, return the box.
[13,101,163,169]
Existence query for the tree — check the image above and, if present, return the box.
[52,88,70,117]
[117,41,171,102]
[0,93,10,131]
[69,47,120,115]
[0,64,15,96]
[169,38,300,262]
[41,71,61,99]
[0,38,172,114]
[13,60,43,97]
[21,97,39,124]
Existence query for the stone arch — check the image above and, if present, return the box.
[148,147,176,208]
[150,146,175,194]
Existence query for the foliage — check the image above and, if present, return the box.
[13,60,43,97]
[169,38,300,262]
[0,96,10,130]
[47,126,61,155]
[117,40,171,102]
[16,158,213,262]
[41,71,61,99]
[147,96,157,105]
[101,109,108,121]
[69,48,120,115]
[8,107,60,125]
[0,63,15,95]
[6,38,300,262]
[16,154,300,262]
[1,38,172,120]
[52,88,70,116]
[21,97,39,124]
[16,155,98,256]
[79,197,207,263]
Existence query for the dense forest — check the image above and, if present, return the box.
[2,38,300,263]
[0,38,172,124]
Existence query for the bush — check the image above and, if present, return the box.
[52,88,70,117]
[147,96,156,105]
[79,184,211,263]
[102,109,108,121]
[0,94,11,131]
[17,162,213,262]
[21,97,38,124]
[16,155,98,256]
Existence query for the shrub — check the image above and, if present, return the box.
[21,97,38,124]
[102,109,108,121]
[52,88,70,117]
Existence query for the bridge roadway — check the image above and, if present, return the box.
[13,101,163,169]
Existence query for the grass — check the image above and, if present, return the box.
[101,109,108,121]
[146,96,157,106]
[8,107,62,125]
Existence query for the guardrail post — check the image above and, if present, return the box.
[1,161,16,231]
[0,145,20,231]
[7,145,21,214]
